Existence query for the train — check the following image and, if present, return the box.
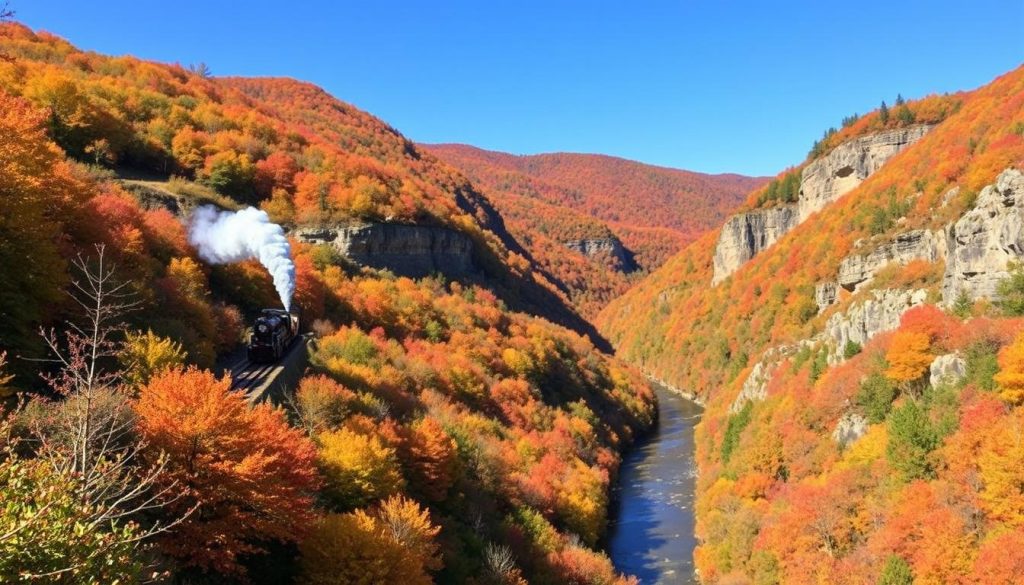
[247,308,300,363]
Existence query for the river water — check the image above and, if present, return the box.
[608,384,702,584]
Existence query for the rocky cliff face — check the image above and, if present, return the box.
[815,281,839,313]
[798,125,933,221]
[823,288,928,362]
[712,205,798,284]
[943,168,1024,303]
[564,237,637,273]
[295,223,476,278]
[838,229,946,292]
[832,412,869,447]
[711,127,933,285]
[930,353,967,388]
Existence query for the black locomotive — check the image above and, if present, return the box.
[247,309,300,363]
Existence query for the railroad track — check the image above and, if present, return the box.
[223,337,307,400]
[226,356,277,396]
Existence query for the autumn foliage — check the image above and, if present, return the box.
[428,144,763,315]
[299,496,440,585]
[597,64,1024,583]
[994,333,1024,405]
[135,367,320,573]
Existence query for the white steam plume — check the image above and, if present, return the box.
[188,205,295,311]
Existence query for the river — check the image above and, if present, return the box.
[608,383,702,584]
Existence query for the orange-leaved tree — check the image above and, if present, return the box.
[400,416,458,502]
[135,367,320,575]
[885,331,933,385]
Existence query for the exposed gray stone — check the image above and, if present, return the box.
[563,237,637,273]
[711,128,934,286]
[823,288,928,362]
[942,168,1024,303]
[798,125,937,222]
[730,359,773,414]
[799,125,934,221]
[832,412,869,447]
[837,229,946,292]
[816,281,839,313]
[729,343,812,413]
[941,186,961,208]
[120,181,189,217]
[929,353,966,388]
[295,223,476,278]
[712,205,798,284]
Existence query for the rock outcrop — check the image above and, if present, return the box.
[730,359,774,414]
[930,353,966,388]
[823,288,928,362]
[712,205,798,284]
[942,168,1024,303]
[798,125,933,221]
[564,237,637,273]
[121,181,191,217]
[816,281,838,313]
[295,223,476,278]
[729,343,811,413]
[832,412,869,447]
[837,229,946,292]
[711,128,933,285]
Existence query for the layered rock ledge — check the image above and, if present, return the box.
[295,223,477,278]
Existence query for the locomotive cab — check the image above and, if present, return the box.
[247,308,300,363]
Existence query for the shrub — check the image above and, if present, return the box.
[299,496,440,585]
[119,329,186,387]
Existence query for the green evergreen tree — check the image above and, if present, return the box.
[856,371,897,423]
[879,100,890,124]
[878,555,913,585]
[887,401,939,481]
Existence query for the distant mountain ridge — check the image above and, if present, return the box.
[425,143,766,315]
[425,144,766,237]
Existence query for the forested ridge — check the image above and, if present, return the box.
[0,22,654,584]
[597,66,1024,583]
[426,144,765,316]
[3,14,1023,585]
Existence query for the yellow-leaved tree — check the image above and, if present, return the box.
[994,333,1024,405]
[299,495,440,585]
[317,427,404,510]
[120,329,186,387]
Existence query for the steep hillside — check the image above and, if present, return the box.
[0,23,615,344]
[597,67,1024,582]
[0,23,653,584]
[425,144,765,315]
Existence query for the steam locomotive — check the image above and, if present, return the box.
[247,309,300,363]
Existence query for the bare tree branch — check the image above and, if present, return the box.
[15,244,194,576]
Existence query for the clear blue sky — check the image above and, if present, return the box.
[14,0,1024,176]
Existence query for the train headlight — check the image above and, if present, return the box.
[257,324,268,333]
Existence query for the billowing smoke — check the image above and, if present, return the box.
[188,205,295,311]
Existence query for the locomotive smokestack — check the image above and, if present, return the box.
[188,205,295,311]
